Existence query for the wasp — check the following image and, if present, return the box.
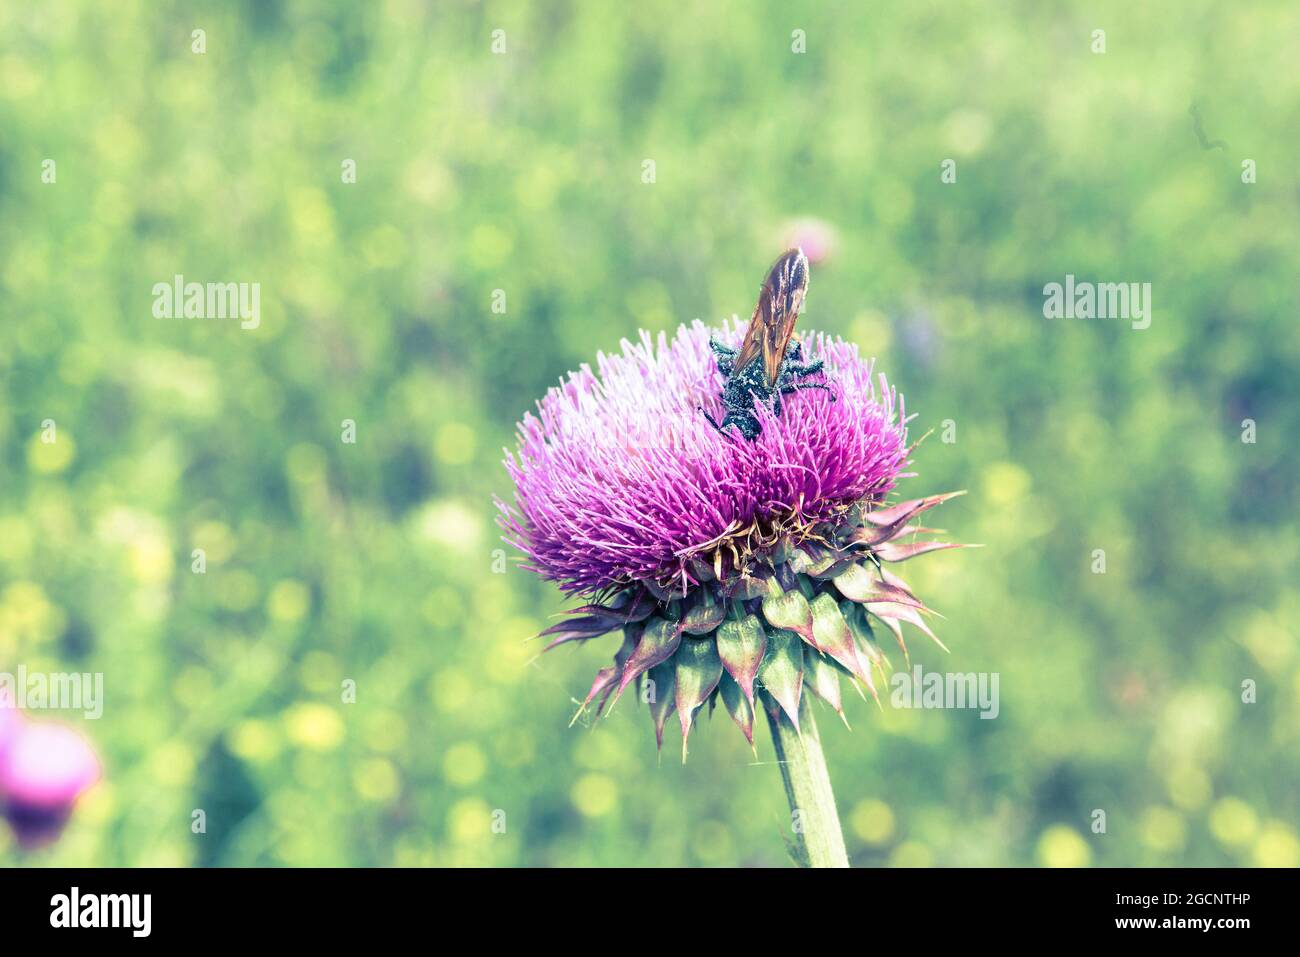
[701,248,834,440]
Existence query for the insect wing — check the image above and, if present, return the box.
[731,290,771,380]
[733,249,808,387]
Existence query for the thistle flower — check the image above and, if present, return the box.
[500,319,964,750]
[499,254,966,866]
[0,693,101,848]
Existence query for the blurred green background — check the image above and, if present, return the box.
[1,0,1297,867]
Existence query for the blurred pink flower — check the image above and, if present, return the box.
[781,218,836,265]
[0,693,100,848]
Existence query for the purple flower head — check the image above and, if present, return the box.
[0,691,100,848]
[497,254,967,759]
[500,320,911,596]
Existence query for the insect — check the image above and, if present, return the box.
[701,247,834,440]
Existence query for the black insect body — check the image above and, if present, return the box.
[700,248,834,440]
[703,339,832,440]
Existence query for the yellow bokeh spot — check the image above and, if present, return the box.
[571,773,618,818]
[150,741,196,787]
[422,586,465,625]
[288,187,336,245]
[27,430,75,473]
[192,521,235,564]
[1241,610,1292,672]
[1252,823,1300,867]
[268,580,311,622]
[443,742,487,787]
[0,581,62,646]
[485,628,534,684]
[981,461,1032,508]
[1165,763,1212,811]
[430,668,473,714]
[474,580,514,621]
[1037,825,1091,868]
[468,224,514,269]
[402,158,451,206]
[1208,797,1258,847]
[394,842,438,867]
[625,280,673,330]
[227,719,281,764]
[849,309,893,358]
[945,108,993,156]
[283,702,346,752]
[889,840,933,867]
[416,499,482,553]
[128,534,174,585]
[434,423,476,466]
[138,844,188,868]
[0,56,40,99]
[850,798,896,846]
[447,797,493,842]
[1140,806,1186,853]
[354,757,400,803]
[77,780,116,825]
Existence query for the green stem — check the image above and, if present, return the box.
[765,691,850,868]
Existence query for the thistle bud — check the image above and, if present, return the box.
[0,692,101,848]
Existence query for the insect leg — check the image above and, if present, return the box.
[699,407,728,435]
[784,382,836,400]
[783,359,825,378]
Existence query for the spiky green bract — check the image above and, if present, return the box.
[553,491,969,754]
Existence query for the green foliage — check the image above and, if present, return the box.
[0,0,1296,866]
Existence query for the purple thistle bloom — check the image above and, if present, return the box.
[500,320,912,596]
[498,253,966,764]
